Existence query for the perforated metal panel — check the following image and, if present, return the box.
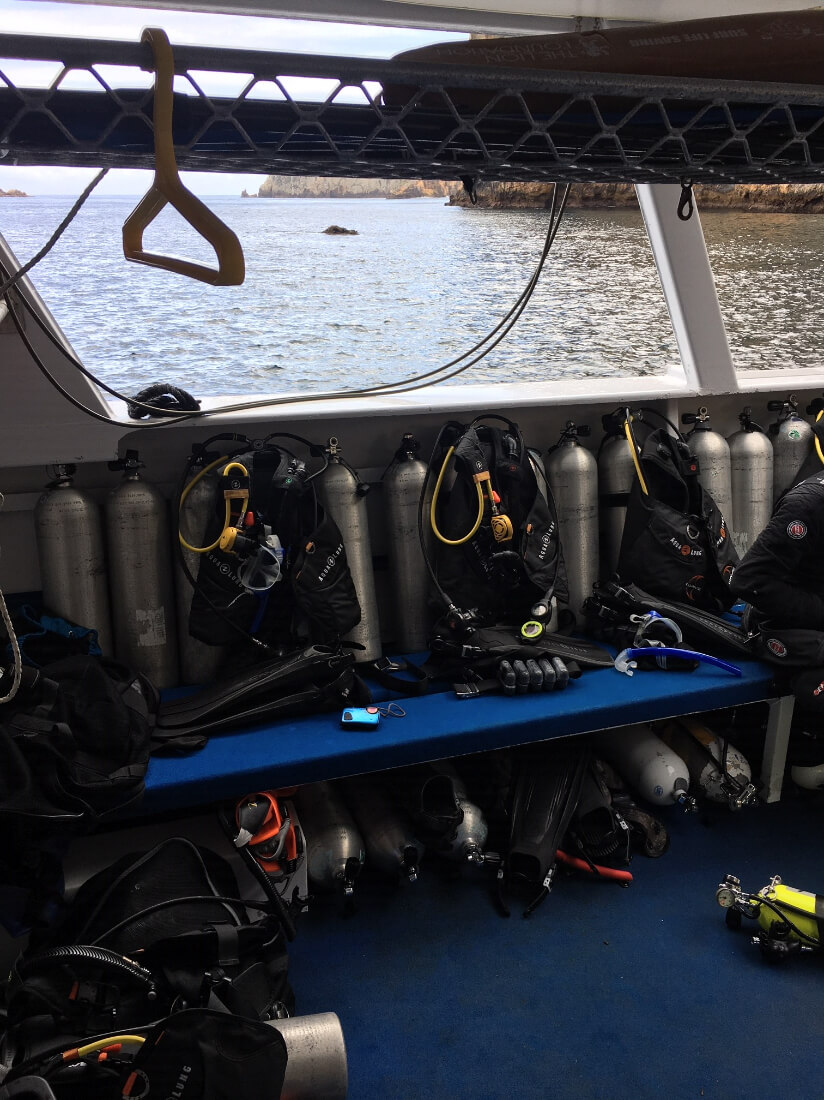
[2,33,824,183]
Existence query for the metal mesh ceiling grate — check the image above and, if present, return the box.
[2,33,824,183]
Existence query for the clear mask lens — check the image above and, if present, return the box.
[237,542,282,592]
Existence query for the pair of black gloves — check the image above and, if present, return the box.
[497,655,571,694]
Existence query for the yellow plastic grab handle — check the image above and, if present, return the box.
[122,27,245,286]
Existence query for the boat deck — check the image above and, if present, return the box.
[289,782,824,1099]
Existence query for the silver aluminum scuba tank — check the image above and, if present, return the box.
[592,723,694,809]
[727,408,774,557]
[34,464,113,656]
[659,717,755,809]
[546,421,599,616]
[292,780,365,899]
[381,433,432,652]
[340,773,424,882]
[682,407,733,533]
[175,459,227,685]
[597,414,636,580]
[105,450,179,689]
[316,438,382,663]
[267,1013,348,1100]
[768,396,813,503]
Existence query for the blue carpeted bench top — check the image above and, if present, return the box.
[139,654,779,816]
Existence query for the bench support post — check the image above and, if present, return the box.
[760,695,795,803]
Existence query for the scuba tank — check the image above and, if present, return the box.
[400,761,488,864]
[340,773,424,882]
[546,421,599,618]
[681,407,734,533]
[175,453,227,685]
[381,433,433,652]
[316,438,382,663]
[727,408,774,557]
[292,781,365,900]
[597,411,637,580]
[659,717,755,809]
[105,450,179,689]
[717,873,824,960]
[268,1013,348,1100]
[768,396,813,503]
[592,723,694,809]
[34,464,113,656]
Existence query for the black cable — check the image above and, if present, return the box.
[0,169,109,297]
[751,893,820,948]
[2,183,570,422]
[3,290,199,429]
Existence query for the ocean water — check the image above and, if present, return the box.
[0,194,822,398]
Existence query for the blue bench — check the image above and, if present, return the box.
[140,653,793,815]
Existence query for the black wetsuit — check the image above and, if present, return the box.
[730,473,824,630]
[731,472,824,723]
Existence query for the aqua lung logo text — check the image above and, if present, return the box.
[317,543,344,583]
[787,520,808,540]
[538,524,555,561]
[208,551,245,589]
[670,537,701,558]
[167,1065,193,1099]
[767,638,788,658]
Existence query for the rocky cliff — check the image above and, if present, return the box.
[0,188,27,197]
[256,176,452,199]
[448,181,824,212]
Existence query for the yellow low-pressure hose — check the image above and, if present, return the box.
[816,410,824,467]
[624,418,649,496]
[430,444,485,545]
[65,1034,146,1060]
[178,455,249,553]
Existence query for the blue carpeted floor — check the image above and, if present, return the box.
[288,784,824,1100]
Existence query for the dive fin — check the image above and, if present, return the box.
[592,581,755,658]
[153,646,356,747]
[503,742,591,917]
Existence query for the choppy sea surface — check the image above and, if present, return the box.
[0,194,821,397]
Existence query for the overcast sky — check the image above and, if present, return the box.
[0,0,467,195]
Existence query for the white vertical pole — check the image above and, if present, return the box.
[635,183,739,396]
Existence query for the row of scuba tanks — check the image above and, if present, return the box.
[31,395,820,691]
[271,717,753,902]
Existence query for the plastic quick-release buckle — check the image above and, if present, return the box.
[374,656,403,673]
[454,682,481,699]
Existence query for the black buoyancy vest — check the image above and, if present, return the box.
[617,424,738,612]
[429,417,568,625]
[188,445,361,650]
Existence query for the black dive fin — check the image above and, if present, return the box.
[594,581,755,658]
[502,742,591,917]
[153,646,356,749]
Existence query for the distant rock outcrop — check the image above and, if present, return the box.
[257,176,452,199]
[323,225,358,235]
[0,188,27,197]
[448,181,824,212]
